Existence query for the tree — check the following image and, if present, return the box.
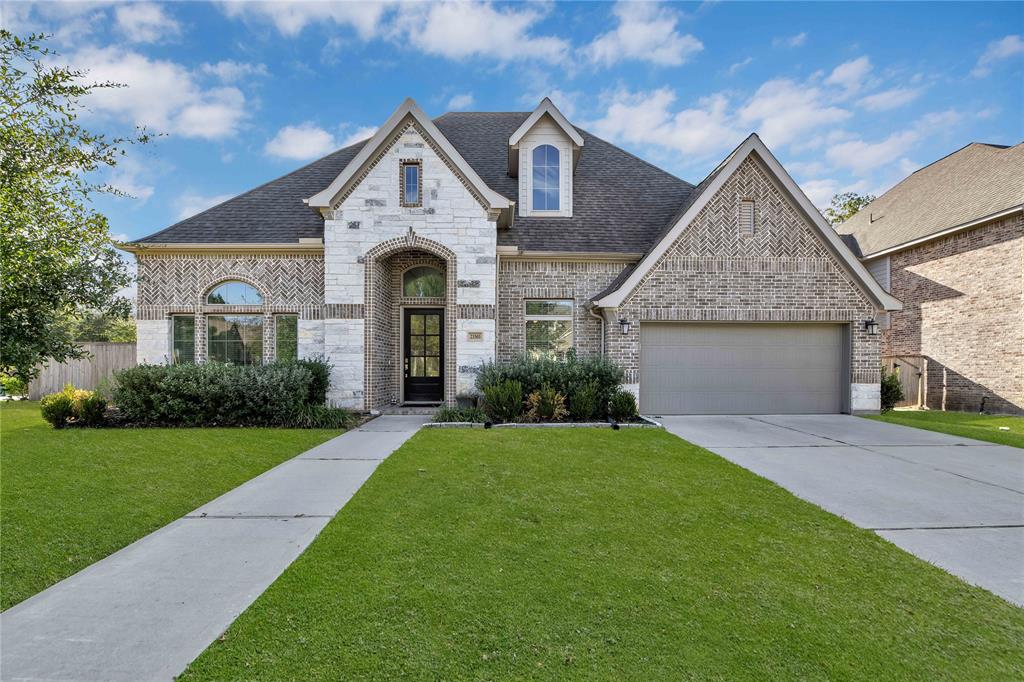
[0,31,149,382]
[823,192,876,225]
[59,310,137,343]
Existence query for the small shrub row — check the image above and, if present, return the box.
[105,358,341,428]
[433,406,487,423]
[40,384,107,428]
[475,352,635,423]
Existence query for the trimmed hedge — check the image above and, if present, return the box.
[111,358,342,427]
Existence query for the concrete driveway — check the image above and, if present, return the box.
[661,414,1024,606]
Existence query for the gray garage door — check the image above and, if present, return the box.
[639,323,846,415]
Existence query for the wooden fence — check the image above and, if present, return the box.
[28,343,137,399]
[882,355,925,409]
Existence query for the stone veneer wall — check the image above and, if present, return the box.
[496,259,629,361]
[322,121,497,409]
[605,155,881,412]
[135,252,325,365]
[883,213,1023,414]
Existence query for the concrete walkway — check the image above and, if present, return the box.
[661,415,1024,606]
[0,415,426,682]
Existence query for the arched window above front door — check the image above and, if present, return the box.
[206,280,264,305]
[403,266,445,298]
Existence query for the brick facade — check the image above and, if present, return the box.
[882,213,1023,414]
[605,156,880,409]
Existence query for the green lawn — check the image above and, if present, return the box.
[868,410,1024,448]
[0,401,341,610]
[183,429,1023,680]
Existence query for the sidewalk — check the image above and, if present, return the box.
[0,415,426,682]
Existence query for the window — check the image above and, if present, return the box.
[207,281,263,305]
[207,315,263,365]
[739,199,756,237]
[276,314,298,362]
[525,299,573,360]
[171,315,195,364]
[403,266,445,298]
[401,160,422,207]
[532,145,560,211]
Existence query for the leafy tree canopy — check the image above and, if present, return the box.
[1,31,149,382]
[824,191,876,225]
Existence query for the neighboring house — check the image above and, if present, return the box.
[122,98,899,415]
[839,142,1024,414]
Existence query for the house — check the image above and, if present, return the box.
[838,142,1024,415]
[122,98,899,415]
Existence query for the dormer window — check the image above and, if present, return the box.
[532,145,560,211]
[400,160,422,207]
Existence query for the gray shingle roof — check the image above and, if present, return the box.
[136,112,695,253]
[838,142,1024,257]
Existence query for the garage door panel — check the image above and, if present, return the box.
[639,323,845,415]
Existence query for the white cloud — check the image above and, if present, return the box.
[825,56,872,95]
[826,130,919,174]
[773,32,807,48]
[339,125,377,148]
[264,123,338,160]
[200,60,269,82]
[859,87,921,111]
[739,79,851,148]
[728,57,753,75]
[971,34,1024,77]
[584,1,703,66]
[108,157,154,202]
[800,179,840,208]
[219,0,388,38]
[392,1,568,63]
[114,2,181,43]
[67,46,248,139]
[176,191,235,221]
[447,93,474,110]
[588,88,742,159]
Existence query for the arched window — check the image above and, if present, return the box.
[532,144,560,211]
[206,281,263,305]
[403,266,445,298]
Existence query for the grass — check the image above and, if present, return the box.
[868,410,1024,448]
[0,400,341,610]
[182,428,1024,680]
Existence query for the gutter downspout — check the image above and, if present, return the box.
[587,305,605,356]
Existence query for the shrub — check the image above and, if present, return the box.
[295,356,331,406]
[286,404,353,429]
[482,379,524,423]
[40,391,75,428]
[526,385,568,422]
[112,362,319,427]
[609,389,639,422]
[569,380,601,422]
[76,392,107,427]
[433,406,487,423]
[475,351,624,418]
[880,365,905,413]
[1,375,27,397]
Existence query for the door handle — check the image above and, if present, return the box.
[404,358,409,377]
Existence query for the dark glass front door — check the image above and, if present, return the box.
[404,308,443,402]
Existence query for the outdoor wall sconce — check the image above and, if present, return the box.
[863,319,880,336]
[619,318,632,335]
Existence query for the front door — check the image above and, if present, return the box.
[403,308,444,402]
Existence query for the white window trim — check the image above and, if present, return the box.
[524,298,574,358]
[530,144,561,213]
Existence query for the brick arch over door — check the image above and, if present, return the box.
[363,234,458,408]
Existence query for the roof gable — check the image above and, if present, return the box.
[593,134,901,311]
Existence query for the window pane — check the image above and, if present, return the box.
[403,163,420,205]
[425,335,439,355]
[411,336,425,355]
[425,357,440,377]
[525,300,573,316]
[525,320,573,360]
[410,314,424,334]
[207,281,263,305]
[403,267,444,298]
[410,357,425,377]
[531,144,559,211]
[545,188,559,211]
[207,315,263,365]
[533,188,546,210]
[425,314,440,335]
[172,316,195,364]
[276,315,298,362]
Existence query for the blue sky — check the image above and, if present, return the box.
[7,0,1023,246]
